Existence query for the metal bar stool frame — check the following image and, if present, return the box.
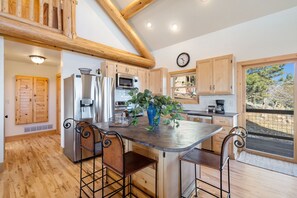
[179,126,247,198]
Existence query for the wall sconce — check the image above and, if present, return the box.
[29,55,46,64]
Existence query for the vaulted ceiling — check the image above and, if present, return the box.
[114,0,297,51]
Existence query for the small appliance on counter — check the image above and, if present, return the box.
[215,100,225,114]
[207,105,216,113]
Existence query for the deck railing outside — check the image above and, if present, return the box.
[0,0,63,31]
[246,108,294,139]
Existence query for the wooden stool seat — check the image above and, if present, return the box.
[181,148,221,170]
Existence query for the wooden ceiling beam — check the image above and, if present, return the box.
[0,16,154,68]
[97,0,154,62]
[120,0,155,20]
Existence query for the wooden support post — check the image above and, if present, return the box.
[57,0,62,30]
[121,0,155,20]
[48,0,53,27]
[0,16,155,67]
[29,0,34,21]
[39,0,44,24]
[16,0,22,17]
[0,0,2,12]
[71,0,76,38]
[2,0,8,13]
[97,0,154,61]
[63,0,72,38]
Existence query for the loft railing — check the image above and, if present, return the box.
[246,108,294,140]
[0,0,63,32]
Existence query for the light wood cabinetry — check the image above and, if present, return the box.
[101,61,117,79]
[149,68,168,95]
[196,54,234,95]
[212,115,237,158]
[137,68,149,92]
[116,63,138,76]
[15,75,48,125]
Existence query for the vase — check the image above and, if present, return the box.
[147,103,160,126]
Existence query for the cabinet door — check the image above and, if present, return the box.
[33,77,49,123]
[127,66,138,76]
[137,69,149,92]
[149,69,162,95]
[213,55,233,94]
[116,64,127,74]
[196,59,213,95]
[15,76,33,124]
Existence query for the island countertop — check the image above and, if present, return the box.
[94,116,222,152]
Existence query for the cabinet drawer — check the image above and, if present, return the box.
[213,116,233,126]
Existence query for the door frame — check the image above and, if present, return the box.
[237,53,297,163]
[56,73,61,134]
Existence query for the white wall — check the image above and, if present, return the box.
[0,37,4,163]
[76,0,137,54]
[153,6,297,113]
[4,60,59,137]
[60,50,103,147]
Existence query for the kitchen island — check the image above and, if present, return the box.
[94,117,222,198]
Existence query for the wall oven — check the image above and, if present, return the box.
[116,73,139,89]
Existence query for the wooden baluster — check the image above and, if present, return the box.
[2,0,8,12]
[57,0,62,30]
[16,0,22,17]
[0,0,2,12]
[39,0,43,24]
[48,0,53,27]
[29,0,34,21]
[71,0,76,37]
[63,0,72,38]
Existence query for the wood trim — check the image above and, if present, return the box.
[168,68,196,76]
[237,54,297,163]
[120,0,155,20]
[97,0,154,61]
[5,130,57,142]
[0,163,3,173]
[56,73,61,135]
[0,16,154,67]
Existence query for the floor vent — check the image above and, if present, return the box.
[24,124,53,132]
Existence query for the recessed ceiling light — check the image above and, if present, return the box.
[170,24,179,32]
[29,55,46,64]
[146,22,152,28]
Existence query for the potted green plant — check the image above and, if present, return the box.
[127,89,184,130]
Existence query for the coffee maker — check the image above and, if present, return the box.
[215,100,225,114]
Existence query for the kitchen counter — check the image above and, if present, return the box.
[184,110,238,117]
[94,116,222,152]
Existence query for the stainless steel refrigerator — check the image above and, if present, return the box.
[63,73,114,162]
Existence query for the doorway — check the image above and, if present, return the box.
[238,54,297,163]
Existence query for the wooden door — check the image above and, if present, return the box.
[213,55,233,94]
[137,69,148,92]
[33,77,49,123]
[101,61,116,79]
[15,76,33,124]
[196,59,213,95]
[56,74,61,134]
[149,69,162,95]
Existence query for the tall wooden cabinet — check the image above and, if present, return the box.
[196,54,234,95]
[137,68,149,92]
[149,68,168,95]
[15,75,48,125]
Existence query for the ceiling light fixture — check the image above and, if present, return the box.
[29,55,46,64]
[170,24,179,32]
[146,22,152,28]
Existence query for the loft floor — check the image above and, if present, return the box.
[1,134,297,198]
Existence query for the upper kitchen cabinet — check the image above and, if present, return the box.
[101,61,117,79]
[196,54,234,95]
[116,63,138,76]
[149,68,168,95]
[137,68,149,92]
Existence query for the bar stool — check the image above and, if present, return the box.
[179,126,247,198]
[63,118,103,198]
[87,124,158,198]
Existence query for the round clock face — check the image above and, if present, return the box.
[177,52,190,67]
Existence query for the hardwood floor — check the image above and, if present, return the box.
[0,134,297,198]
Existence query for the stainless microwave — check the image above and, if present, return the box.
[116,73,139,89]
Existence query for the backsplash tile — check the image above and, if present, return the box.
[115,89,132,102]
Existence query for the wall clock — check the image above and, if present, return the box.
[176,52,190,67]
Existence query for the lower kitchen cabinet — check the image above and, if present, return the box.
[212,115,238,158]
